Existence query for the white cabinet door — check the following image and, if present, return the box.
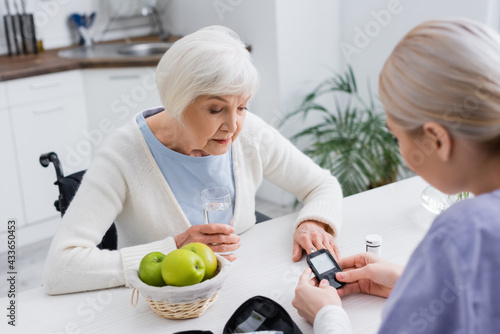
[0,103,25,232]
[83,67,162,153]
[6,70,86,107]
[10,95,90,224]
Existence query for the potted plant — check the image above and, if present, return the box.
[283,66,405,196]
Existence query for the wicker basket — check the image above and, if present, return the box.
[129,255,229,320]
[145,292,218,319]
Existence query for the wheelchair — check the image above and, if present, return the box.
[39,152,271,251]
[39,152,118,250]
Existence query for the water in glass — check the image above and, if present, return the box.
[203,202,232,225]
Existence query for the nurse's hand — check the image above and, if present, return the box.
[335,252,403,298]
[292,220,340,261]
[292,267,342,324]
[174,223,240,262]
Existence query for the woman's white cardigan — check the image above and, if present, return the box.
[43,111,342,294]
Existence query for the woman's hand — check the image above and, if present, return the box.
[292,267,342,324]
[292,220,340,261]
[174,224,240,261]
[336,252,404,298]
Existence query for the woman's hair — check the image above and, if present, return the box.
[156,26,259,122]
[379,18,500,151]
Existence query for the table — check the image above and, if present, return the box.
[1,176,435,333]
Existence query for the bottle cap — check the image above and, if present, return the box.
[365,234,382,247]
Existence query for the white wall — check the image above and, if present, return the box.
[275,0,341,137]
[262,0,340,205]
[338,0,499,100]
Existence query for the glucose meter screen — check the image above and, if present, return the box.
[311,253,336,274]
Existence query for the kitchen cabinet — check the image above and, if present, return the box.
[0,83,24,232]
[1,66,161,239]
[5,70,90,225]
[83,67,162,152]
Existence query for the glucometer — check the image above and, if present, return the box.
[306,249,345,289]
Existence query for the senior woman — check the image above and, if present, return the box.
[293,18,500,333]
[42,26,343,295]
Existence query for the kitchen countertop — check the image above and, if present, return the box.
[0,35,180,82]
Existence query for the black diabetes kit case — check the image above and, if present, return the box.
[173,295,302,334]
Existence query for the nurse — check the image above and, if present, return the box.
[293,18,500,333]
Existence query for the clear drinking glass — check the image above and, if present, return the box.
[420,185,472,215]
[201,187,232,225]
[201,187,234,255]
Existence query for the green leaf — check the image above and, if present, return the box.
[285,65,405,196]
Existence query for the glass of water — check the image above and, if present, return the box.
[201,187,233,255]
[201,187,232,225]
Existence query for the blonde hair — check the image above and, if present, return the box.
[155,25,259,122]
[379,18,500,151]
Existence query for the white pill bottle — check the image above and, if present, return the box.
[365,234,382,256]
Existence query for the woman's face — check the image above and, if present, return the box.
[181,94,250,156]
[386,113,499,195]
[386,114,452,192]
[386,115,421,172]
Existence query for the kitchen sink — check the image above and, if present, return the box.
[58,42,174,59]
[117,42,173,56]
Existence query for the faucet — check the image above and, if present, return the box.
[142,5,170,41]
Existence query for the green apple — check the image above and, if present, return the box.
[161,249,205,287]
[138,252,167,287]
[181,242,218,280]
